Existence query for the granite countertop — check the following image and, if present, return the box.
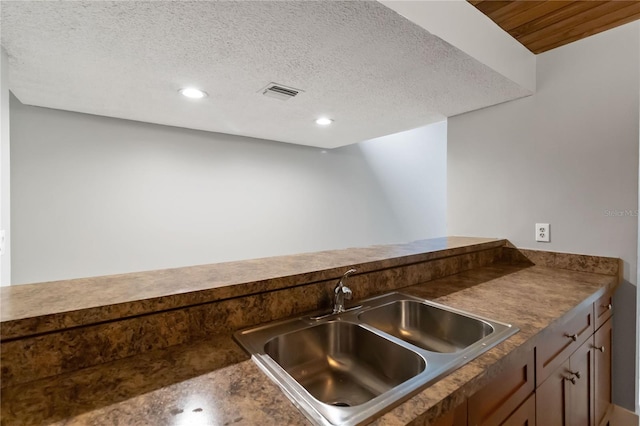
[1,260,617,426]
[1,236,503,340]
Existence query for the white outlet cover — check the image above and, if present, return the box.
[535,223,550,242]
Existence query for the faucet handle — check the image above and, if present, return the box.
[342,268,357,279]
[335,269,357,289]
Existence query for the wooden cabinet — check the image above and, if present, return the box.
[431,291,613,426]
[594,319,612,426]
[535,292,613,426]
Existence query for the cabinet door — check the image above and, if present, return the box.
[502,393,535,426]
[536,357,571,426]
[594,319,612,426]
[568,337,594,426]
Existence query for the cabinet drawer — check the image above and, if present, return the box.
[594,292,613,330]
[468,351,534,426]
[536,303,593,385]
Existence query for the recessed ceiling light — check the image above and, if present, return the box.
[179,87,207,99]
[315,117,333,126]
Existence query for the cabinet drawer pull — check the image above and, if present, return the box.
[603,303,612,310]
[563,375,577,385]
[594,345,605,353]
[565,333,578,341]
[569,370,581,379]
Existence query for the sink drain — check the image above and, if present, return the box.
[331,402,351,407]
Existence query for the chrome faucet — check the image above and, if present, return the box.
[333,268,357,314]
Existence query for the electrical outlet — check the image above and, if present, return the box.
[535,223,550,242]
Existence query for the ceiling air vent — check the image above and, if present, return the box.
[260,82,304,101]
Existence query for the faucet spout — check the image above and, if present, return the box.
[333,268,357,314]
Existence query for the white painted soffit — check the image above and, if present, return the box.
[1,1,533,149]
[380,0,537,93]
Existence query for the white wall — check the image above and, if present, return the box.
[1,48,10,286]
[359,124,447,242]
[448,21,640,410]
[10,97,446,284]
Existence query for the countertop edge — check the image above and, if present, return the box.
[1,237,506,339]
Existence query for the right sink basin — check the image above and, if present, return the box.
[358,299,495,353]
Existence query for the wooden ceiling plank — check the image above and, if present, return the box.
[534,11,640,53]
[529,4,640,53]
[499,1,575,32]
[516,1,634,46]
[484,1,547,26]
[510,1,608,40]
[531,8,640,53]
[468,0,485,5]
[474,1,514,17]
[587,4,640,35]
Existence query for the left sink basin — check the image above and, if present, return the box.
[264,321,426,407]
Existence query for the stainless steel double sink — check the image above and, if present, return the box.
[234,292,517,426]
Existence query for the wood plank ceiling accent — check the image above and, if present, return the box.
[468,1,640,54]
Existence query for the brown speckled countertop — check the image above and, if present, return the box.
[1,237,503,339]
[1,260,617,426]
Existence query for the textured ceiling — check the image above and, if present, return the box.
[1,1,531,149]
[469,0,640,54]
